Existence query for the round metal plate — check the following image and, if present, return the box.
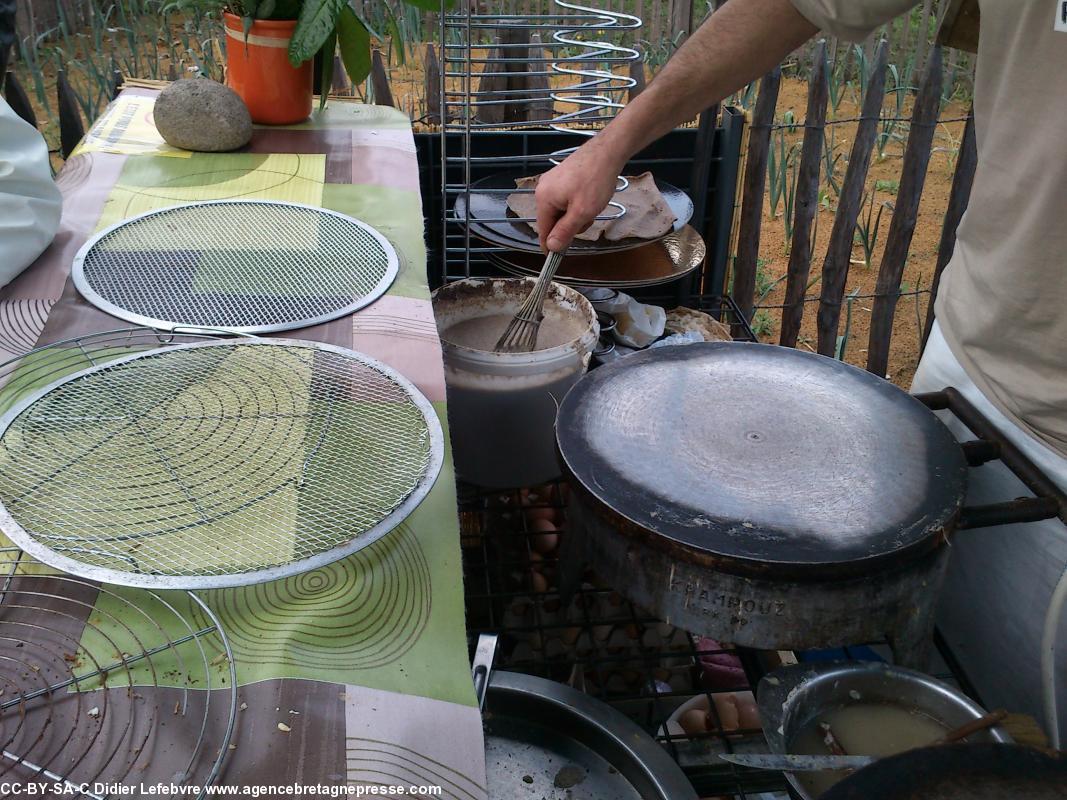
[453,171,693,255]
[484,671,698,800]
[556,343,968,577]
[483,225,706,289]
[72,201,399,334]
[0,339,443,589]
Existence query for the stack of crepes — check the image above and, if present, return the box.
[506,171,676,242]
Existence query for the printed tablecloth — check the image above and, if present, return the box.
[0,90,486,798]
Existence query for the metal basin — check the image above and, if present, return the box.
[757,661,1012,800]
[483,670,697,799]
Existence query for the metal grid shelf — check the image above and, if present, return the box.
[459,478,982,799]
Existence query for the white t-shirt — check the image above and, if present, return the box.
[791,0,1067,458]
[0,97,62,285]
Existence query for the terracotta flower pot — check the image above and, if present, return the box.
[223,13,312,125]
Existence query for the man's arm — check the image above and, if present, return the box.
[535,0,819,252]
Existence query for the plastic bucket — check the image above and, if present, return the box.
[223,14,312,125]
[433,278,599,489]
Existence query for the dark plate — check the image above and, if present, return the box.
[555,343,969,578]
[822,743,1067,800]
[452,170,694,255]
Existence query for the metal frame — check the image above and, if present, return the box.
[71,200,400,335]
[0,338,445,590]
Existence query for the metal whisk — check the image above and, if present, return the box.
[493,250,565,352]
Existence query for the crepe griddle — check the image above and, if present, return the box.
[821,744,1067,800]
[556,342,968,578]
[453,171,693,255]
[485,225,706,289]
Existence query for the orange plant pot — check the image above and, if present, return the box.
[223,13,312,125]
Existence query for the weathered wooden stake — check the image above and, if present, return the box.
[628,55,646,101]
[779,40,829,348]
[56,70,85,159]
[922,108,977,351]
[475,38,506,124]
[370,49,395,108]
[731,68,781,326]
[526,32,554,123]
[3,71,38,129]
[425,43,442,124]
[866,46,943,377]
[816,39,889,356]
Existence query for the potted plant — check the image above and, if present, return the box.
[169,0,440,124]
[219,0,370,124]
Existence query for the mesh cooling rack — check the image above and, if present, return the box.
[0,546,237,798]
[0,337,443,589]
[72,201,399,334]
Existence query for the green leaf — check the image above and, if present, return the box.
[318,33,335,112]
[401,0,451,11]
[270,0,302,18]
[387,14,405,66]
[256,0,275,19]
[288,0,346,67]
[336,6,371,86]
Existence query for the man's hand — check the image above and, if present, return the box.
[535,142,625,253]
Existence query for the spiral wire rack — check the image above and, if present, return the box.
[439,0,644,280]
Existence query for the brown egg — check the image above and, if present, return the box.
[733,691,761,729]
[530,570,548,593]
[525,506,557,524]
[529,519,559,554]
[678,708,709,736]
[710,693,740,732]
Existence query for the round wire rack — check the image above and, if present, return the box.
[0,546,237,798]
[0,334,443,589]
[72,201,399,334]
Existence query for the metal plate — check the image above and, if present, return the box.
[72,201,399,334]
[556,343,968,578]
[453,171,694,255]
[483,671,698,799]
[822,744,1067,800]
[483,225,706,289]
[0,339,443,589]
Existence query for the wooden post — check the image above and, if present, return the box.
[475,38,506,124]
[3,71,38,129]
[628,56,646,101]
[816,40,889,356]
[866,46,943,377]
[501,27,532,125]
[370,49,395,108]
[779,41,829,349]
[922,107,977,351]
[425,44,442,124]
[670,0,694,43]
[526,32,554,122]
[731,68,781,326]
[56,70,85,159]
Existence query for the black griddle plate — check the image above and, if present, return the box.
[822,743,1067,800]
[555,343,969,580]
[452,170,694,255]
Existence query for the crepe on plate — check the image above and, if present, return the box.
[506,171,676,242]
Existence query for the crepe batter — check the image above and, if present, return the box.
[442,311,586,352]
[790,703,949,796]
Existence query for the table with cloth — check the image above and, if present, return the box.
[0,89,487,798]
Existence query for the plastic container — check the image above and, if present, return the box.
[223,14,312,125]
[433,278,598,489]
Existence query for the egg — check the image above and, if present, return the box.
[710,693,741,732]
[678,708,709,736]
[525,506,557,524]
[530,570,548,593]
[529,519,559,554]
[733,691,761,729]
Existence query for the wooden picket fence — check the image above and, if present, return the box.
[728,40,977,377]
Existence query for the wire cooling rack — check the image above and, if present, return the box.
[72,201,399,334]
[0,546,236,798]
[0,336,443,589]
